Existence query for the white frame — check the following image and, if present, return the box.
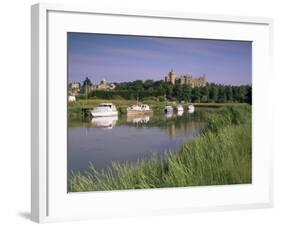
[31,3,274,223]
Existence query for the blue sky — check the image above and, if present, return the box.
[68,33,252,85]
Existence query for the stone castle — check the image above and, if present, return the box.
[164,69,207,87]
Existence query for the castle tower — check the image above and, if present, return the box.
[168,69,176,84]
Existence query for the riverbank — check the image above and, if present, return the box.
[68,104,251,192]
[68,98,246,120]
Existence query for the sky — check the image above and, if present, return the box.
[68,32,252,85]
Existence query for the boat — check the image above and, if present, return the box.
[90,103,118,117]
[91,116,118,129]
[127,104,152,115]
[177,105,184,112]
[188,104,195,113]
[164,106,173,114]
[68,95,76,102]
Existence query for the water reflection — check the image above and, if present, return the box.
[68,109,208,173]
[91,116,118,129]
[177,110,184,116]
[165,112,173,118]
[127,115,150,124]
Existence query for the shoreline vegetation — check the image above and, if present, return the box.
[68,98,246,120]
[68,104,252,192]
[73,78,252,104]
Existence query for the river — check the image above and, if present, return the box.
[68,108,207,173]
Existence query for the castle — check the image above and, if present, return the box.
[164,69,207,87]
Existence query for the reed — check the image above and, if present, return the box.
[68,104,251,192]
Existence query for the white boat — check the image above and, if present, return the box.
[127,104,152,115]
[91,103,118,117]
[177,105,184,112]
[68,95,76,102]
[188,104,195,113]
[91,116,118,129]
[164,106,173,114]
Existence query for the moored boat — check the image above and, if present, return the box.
[127,104,152,115]
[91,103,118,117]
[164,106,173,114]
[177,104,184,112]
[188,104,195,113]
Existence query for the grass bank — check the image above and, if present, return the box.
[69,104,251,192]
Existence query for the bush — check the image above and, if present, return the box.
[205,104,251,133]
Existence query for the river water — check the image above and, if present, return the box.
[68,109,206,173]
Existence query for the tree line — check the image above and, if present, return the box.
[77,78,252,104]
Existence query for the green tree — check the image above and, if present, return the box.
[192,87,200,103]
[238,86,247,102]
[200,86,209,103]
[246,86,252,104]
[218,86,227,103]
[209,85,218,102]
[225,86,233,101]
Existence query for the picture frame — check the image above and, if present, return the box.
[31,3,274,223]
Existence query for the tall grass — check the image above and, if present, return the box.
[68,104,252,192]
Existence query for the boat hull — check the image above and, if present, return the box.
[164,109,173,114]
[127,110,152,115]
[91,111,118,117]
[188,105,195,113]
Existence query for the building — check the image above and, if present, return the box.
[91,79,116,90]
[164,69,207,87]
[69,82,81,96]
[165,69,177,84]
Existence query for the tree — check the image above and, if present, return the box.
[200,86,209,103]
[238,86,247,102]
[218,86,227,103]
[183,85,192,102]
[78,78,251,104]
[246,86,252,104]
[225,86,233,101]
[143,80,154,89]
[191,87,200,103]
[165,83,173,99]
[209,85,218,102]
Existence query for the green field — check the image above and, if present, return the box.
[68,104,252,192]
